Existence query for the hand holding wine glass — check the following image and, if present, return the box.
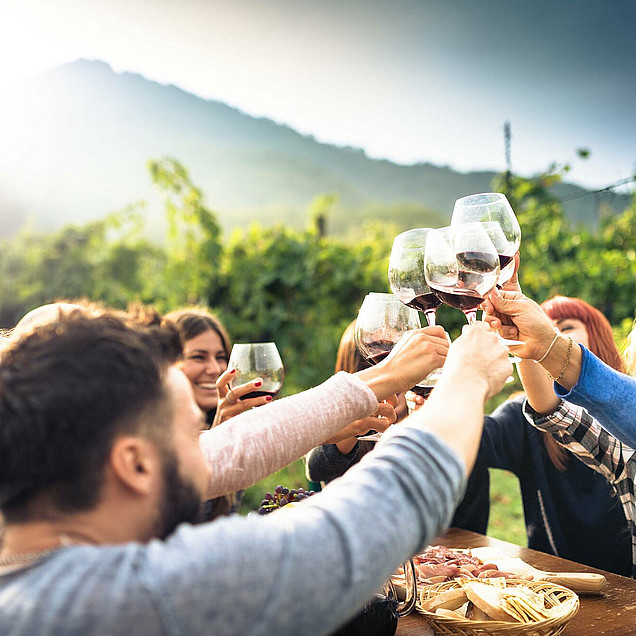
[354,293,448,440]
[442,322,512,401]
[354,293,421,366]
[227,342,284,401]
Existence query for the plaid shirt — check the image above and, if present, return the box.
[523,398,636,578]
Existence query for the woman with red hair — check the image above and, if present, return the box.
[468,294,631,576]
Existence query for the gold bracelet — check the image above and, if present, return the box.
[547,336,573,383]
[535,328,560,363]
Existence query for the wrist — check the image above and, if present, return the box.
[436,368,490,403]
[534,327,559,363]
[356,366,406,402]
[540,335,582,389]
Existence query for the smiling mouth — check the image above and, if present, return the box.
[196,383,217,391]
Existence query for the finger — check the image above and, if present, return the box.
[376,403,397,424]
[512,251,520,279]
[231,378,264,399]
[232,395,272,409]
[501,325,519,339]
[215,368,236,397]
[404,390,424,404]
[420,325,446,338]
[385,394,399,408]
[372,417,392,432]
[483,315,503,330]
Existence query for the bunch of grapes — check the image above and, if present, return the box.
[258,484,317,515]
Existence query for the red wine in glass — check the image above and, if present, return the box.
[430,289,484,312]
[361,340,395,365]
[499,254,514,269]
[240,389,280,401]
[402,292,442,314]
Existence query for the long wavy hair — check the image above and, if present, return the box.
[539,296,624,470]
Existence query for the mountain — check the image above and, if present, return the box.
[0,60,630,239]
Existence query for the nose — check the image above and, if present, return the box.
[204,358,224,376]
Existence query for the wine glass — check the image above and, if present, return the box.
[388,228,445,391]
[424,224,500,325]
[354,293,420,442]
[228,342,284,400]
[388,228,442,326]
[354,293,421,366]
[451,192,521,288]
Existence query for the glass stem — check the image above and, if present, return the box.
[424,310,436,327]
[465,311,477,325]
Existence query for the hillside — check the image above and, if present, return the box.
[0,60,629,238]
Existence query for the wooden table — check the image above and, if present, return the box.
[397,527,636,635]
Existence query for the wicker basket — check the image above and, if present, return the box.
[416,579,579,636]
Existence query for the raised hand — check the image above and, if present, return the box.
[383,326,448,386]
[481,289,557,361]
[442,322,512,401]
[323,400,398,445]
[212,369,272,426]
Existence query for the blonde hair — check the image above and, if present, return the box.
[624,319,636,377]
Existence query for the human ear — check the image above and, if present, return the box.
[109,436,160,496]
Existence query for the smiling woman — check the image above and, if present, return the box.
[163,308,241,520]
[163,309,232,425]
[180,326,230,414]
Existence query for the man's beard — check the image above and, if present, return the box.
[157,450,205,539]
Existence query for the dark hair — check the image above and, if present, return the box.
[163,308,231,362]
[0,311,183,521]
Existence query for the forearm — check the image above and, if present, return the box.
[162,429,465,636]
[554,346,636,449]
[537,333,583,390]
[200,372,378,497]
[389,371,489,472]
[522,399,630,484]
[517,358,561,415]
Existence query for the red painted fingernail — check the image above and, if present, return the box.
[265,396,272,401]
[254,381,262,387]
[230,368,236,374]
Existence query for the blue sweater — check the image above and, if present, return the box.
[555,345,636,448]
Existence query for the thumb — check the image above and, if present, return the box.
[510,252,520,284]
[490,288,521,313]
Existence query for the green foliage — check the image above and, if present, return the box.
[0,204,162,325]
[215,221,391,393]
[148,158,222,308]
[2,156,634,547]
[487,469,526,545]
[494,165,636,325]
[1,156,634,397]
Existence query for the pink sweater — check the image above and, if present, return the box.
[199,372,378,497]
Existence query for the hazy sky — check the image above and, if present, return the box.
[1,0,634,189]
